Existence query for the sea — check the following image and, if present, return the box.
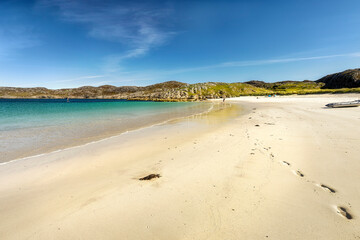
[0,99,211,163]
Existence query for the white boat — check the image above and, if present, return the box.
[326,100,360,108]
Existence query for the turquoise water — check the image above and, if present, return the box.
[0,99,210,163]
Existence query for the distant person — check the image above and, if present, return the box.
[223,97,226,102]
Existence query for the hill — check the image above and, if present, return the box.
[1,70,360,101]
[316,68,360,88]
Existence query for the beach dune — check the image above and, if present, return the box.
[0,94,359,239]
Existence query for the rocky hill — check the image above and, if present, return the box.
[316,68,360,89]
[245,80,322,90]
[0,81,190,101]
[0,81,277,101]
[1,69,360,101]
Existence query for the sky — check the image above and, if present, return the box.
[1,0,360,88]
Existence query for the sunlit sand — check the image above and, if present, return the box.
[0,94,359,239]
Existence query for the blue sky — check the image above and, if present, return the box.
[1,0,360,88]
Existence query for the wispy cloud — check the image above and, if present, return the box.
[45,51,360,88]
[53,75,105,83]
[0,24,40,60]
[90,78,144,86]
[155,52,360,75]
[50,73,154,88]
[80,51,360,86]
[220,53,360,67]
[37,0,175,69]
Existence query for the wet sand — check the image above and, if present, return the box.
[0,94,360,239]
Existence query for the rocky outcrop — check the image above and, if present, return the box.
[316,68,360,89]
[244,80,268,88]
[245,80,322,90]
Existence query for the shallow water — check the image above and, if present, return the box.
[0,99,211,163]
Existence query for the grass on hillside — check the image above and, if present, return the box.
[184,82,360,98]
[1,81,360,99]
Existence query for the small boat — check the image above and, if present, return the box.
[326,100,360,108]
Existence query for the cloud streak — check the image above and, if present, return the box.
[156,52,360,75]
[38,0,174,61]
[53,75,105,83]
[0,21,40,59]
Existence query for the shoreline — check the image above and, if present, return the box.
[0,94,359,239]
[0,101,214,164]
[0,101,239,167]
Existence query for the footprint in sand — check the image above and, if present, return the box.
[281,161,290,166]
[336,206,353,220]
[319,184,336,193]
[293,170,304,177]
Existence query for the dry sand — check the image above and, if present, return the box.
[0,94,360,239]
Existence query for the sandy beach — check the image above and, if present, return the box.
[1,94,360,239]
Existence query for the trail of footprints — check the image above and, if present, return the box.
[249,112,353,221]
[250,135,353,220]
[277,156,354,220]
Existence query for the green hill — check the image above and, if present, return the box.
[1,69,360,101]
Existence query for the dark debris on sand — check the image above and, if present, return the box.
[139,174,161,181]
